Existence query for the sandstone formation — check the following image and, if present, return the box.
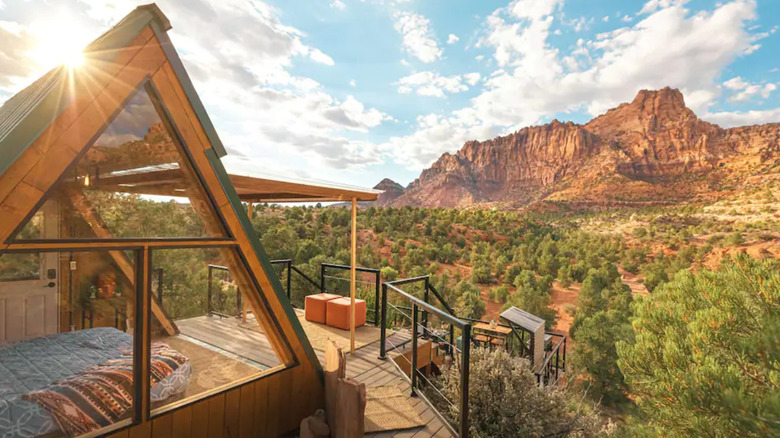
[380,87,780,208]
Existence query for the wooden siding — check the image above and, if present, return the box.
[101,368,305,438]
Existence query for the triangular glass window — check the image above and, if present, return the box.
[12,84,228,240]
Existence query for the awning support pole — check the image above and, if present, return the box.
[350,197,357,355]
[243,202,253,324]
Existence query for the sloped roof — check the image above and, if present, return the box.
[223,156,381,202]
[0,3,226,178]
[92,159,380,203]
[500,306,545,334]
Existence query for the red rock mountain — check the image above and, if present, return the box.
[379,87,780,208]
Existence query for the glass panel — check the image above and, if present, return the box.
[13,85,227,240]
[0,253,41,281]
[0,250,137,438]
[150,247,286,414]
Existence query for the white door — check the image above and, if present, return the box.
[0,203,59,344]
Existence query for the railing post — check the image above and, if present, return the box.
[236,286,242,318]
[563,336,567,372]
[449,323,455,358]
[411,302,419,397]
[286,261,292,301]
[378,283,388,360]
[374,271,380,326]
[320,264,326,293]
[460,323,471,438]
[156,268,163,303]
[207,266,213,317]
[422,276,429,336]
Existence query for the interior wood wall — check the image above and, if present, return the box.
[0,23,324,437]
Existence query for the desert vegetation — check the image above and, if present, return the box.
[76,192,779,436]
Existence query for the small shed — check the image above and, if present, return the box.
[500,306,546,372]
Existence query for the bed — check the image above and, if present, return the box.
[0,327,190,438]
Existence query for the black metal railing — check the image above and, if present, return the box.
[380,276,472,438]
[207,264,241,318]
[537,332,566,387]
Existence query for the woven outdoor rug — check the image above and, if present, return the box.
[364,386,425,433]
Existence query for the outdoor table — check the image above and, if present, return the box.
[473,322,512,350]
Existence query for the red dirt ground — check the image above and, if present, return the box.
[550,281,580,334]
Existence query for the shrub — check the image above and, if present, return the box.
[438,348,604,438]
[380,266,399,282]
[725,231,744,246]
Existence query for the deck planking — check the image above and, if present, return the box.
[175,313,455,438]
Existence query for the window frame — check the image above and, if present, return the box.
[0,240,299,436]
[5,79,234,245]
[0,78,299,436]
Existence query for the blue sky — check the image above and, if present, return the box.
[0,0,778,189]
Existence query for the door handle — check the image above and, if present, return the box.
[45,282,56,288]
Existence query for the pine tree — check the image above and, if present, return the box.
[617,255,780,437]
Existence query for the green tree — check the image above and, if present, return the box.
[617,256,780,437]
[506,270,557,330]
[454,281,485,320]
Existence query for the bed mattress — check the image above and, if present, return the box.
[0,327,189,438]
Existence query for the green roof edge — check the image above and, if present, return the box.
[149,20,228,158]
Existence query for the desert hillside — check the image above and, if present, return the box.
[378,87,780,208]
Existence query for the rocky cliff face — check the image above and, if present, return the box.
[386,87,780,208]
[373,178,405,205]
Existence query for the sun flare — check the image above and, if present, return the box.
[29,20,88,69]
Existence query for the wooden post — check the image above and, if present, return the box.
[243,202,253,324]
[350,198,357,354]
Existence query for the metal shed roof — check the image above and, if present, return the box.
[499,306,545,333]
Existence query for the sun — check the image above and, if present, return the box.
[62,49,85,68]
[29,20,89,69]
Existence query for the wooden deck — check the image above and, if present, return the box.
[323,332,456,438]
[176,314,282,368]
[175,313,456,438]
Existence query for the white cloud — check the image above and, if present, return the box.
[397,71,480,98]
[447,34,459,44]
[66,0,386,170]
[723,76,777,101]
[463,73,481,86]
[639,0,689,15]
[508,0,563,20]
[704,108,780,127]
[330,0,345,10]
[602,16,610,22]
[385,0,769,169]
[622,15,633,22]
[307,48,335,65]
[394,11,443,63]
[349,79,356,87]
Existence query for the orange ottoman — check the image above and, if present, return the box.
[304,293,341,324]
[326,297,367,330]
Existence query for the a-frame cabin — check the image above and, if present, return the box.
[0,4,325,437]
